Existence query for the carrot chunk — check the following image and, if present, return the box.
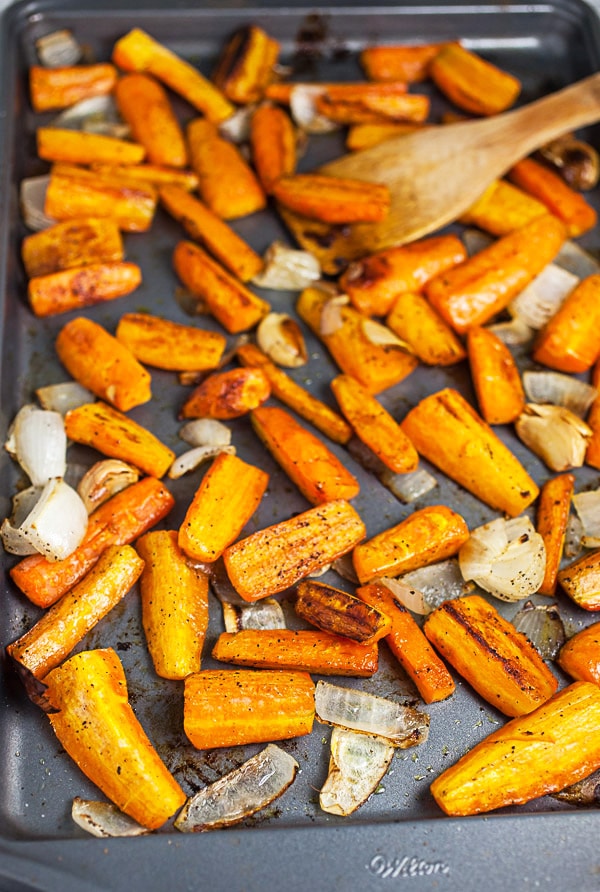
[536,473,575,596]
[466,325,525,424]
[28,261,141,317]
[29,63,118,112]
[532,274,600,373]
[115,72,187,168]
[509,156,598,237]
[115,312,226,372]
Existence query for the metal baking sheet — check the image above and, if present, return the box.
[2,0,600,888]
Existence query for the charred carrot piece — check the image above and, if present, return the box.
[7,544,144,680]
[430,43,521,116]
[136,530,209,680]
[112,28,234,123]
[56,317,151,412]
[430,681,600,816]
[557,550,600,611]
[272,173,390,224]
[459,178,548,236]
[558,624,600,684]
[44,168,157,232]
[180,367,271,420]
[212,628,378,677]
[250,405,359,505]
[212,25,280,104]
[65,402,175,478]
[400,388,539,516]
[585,358,600,468]
[360,42,450,83]
[296,286,418,394]
[423,594,558,717]
[172,240,270,334]
[236,342,352,445]
[314,83,430,125]
[223,499,366,602]
[29,64,117,112]
[386,291,466,366]
[339,234,467,317]
[330,373,419,473]
[28,261,141,318]
[355,582,455,704]
[10,477,174,608]
[250,104,297,194]
[295,580,392,645]
[425,214,567,334]
[353,504,469,584]
[536,473,575,596]
[532,273,600,373]
[44,648,186,829]
[466,326,525,424]
[184,668,314,749]
[37,127,146,166]
[509,157,597,237]
[187,118,266,219]
[115,311,226,372]
[21,217,124,278]
[178,452,269,563]
[346,122,426,151]
[159,185,264,282]
[114,72,187,168]
[91,162,198,191]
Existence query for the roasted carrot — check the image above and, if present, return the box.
[10,476,174,608]
[7,544,144,680]
[250,405,360,505]
[114,72,187,168]
[425,214,566,334]
[532,274,600,373]
[44,648,186,829]
[557,623,600,684]
[353,504,470,584]
[430,43,521,115]
[178,452,269,563]
[64,402,175,478]
[459,178,548,236]
[44,168,157,232]
[212,628,378,677]
[386,291,466,366]
[28,261,141,318]
[223,499,366,601]
[466,326,525,424]
[295,580,392,645]
[586,358,600,468]
[159,185,264,282]
[272,173,390,224]
[112,28,234,123]
[212,25,279,104]
[314,83,430,126]
[187,118,266,219]
[136,530,209,680]
[509,156,598,237]
[184,669,314,749]
[400,388,539,516]
[346,121,426,151]
[558,549,600,611]
[37,127,146,166]
[249,104,297,194]
[91,162,198,191]
[339,234,467,317]
[296,286,418,394]
[21,217,124,278]
[180,367,271,420]
[115,312,226,372]
[330,373,419,473]
[29,63,118,112]
[423,594,558,717]
[360,42,450,83]
[172,240,270,334]
[355,582,455,703]
[536,473,575,596]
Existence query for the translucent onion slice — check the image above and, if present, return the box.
[252,241,321,291]
[218,105,254,144]
[319,727,395,816]
[572,490,600,548]
[362,318,411,351]
[555,240,600,279]
[289,85,339,133]
[331,553,359,584]
[509,263,578,329]
[17,478,88,561]
[347,437,437,504]
[553,767,600,806]
[168,445,236,479]
[221,597,286,633]
[36,29,82,67]
[523,370,597,417]
[72,798,149,837]
[174,744,298,832]
[256,312,308,367]
[487,316,534,346]
[1,486,44,555]
[462,228,493,256]
[377,576,430,615]
[51,95,129,138]
[515,403,591,471]
[35,381,94,415]
[6,405,67,486]
[564,512,585,559]
[314,681,430,748]
[399,558,473,611]
[511,600,566,660]
[20,175,54,231]
[179,418,232,448]
[77,460,140,513]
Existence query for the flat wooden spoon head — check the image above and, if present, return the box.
[281,71,600,274]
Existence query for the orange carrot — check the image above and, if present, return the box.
[536,473,575,596]
[586,358,600,468]
[28,261,141,318]
[558,550,600,611]
[386,291,466,366]
[37,127,146,166]
[509,156,597,237]
[180,367,271,420]
[249,103,297,193]
[295,580,392,645]
[466,325,525,424]
[29,63,118,112]
[360,42,450,83]
[272,173,390,224]
[459,178,548,236]
[430,43,521,115]
[21,217,124,278]
[114,72,187,168]
[212,25,280,104]
[115,312,226,372]
[44,168,157,232]
[557,623,600,684]
[532,274,600,373]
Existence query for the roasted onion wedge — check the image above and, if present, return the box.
[319,727,395,816]
[72,797,149,837]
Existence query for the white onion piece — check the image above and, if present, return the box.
[36,29,82,67]
[319,727,395,816]
[289,85,338,133]
[168,445,236,479]
[222,597,286,633]
[252,241,321,291]
[523,370,597,416]
[174,744,298,832]
[487,316,534,346]
[511,600,566,660]
[1,486,44,555]
[377,576,431,615]
[572,490,600,548]
[462,228,493,256]
[362,319,412,351]
[256,312,308,367]
[565,512,585,559]
[458,516,546,602]
[51,95,129,138]
[314,681,429,748]
[515,403,591,471]
[509,264,578,329]
[380,467,438,503]
[6,405,67,486]
[400,558,472,611]
[17,478,88,561]
[555,240,600,279]
[77,460,140,513]
[179,418,232,448]
[20,175,55,231]
[72,798,149,837]
[218,105,254,143]
[319,294,349,335]
[36,381,95,415]
[332,553,359,583]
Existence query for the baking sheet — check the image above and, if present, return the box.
[2,0,600,888]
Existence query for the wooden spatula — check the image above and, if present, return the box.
[279,71,600,274]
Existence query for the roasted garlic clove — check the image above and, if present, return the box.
[256,312,308,367]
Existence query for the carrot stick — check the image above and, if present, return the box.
[430,43,521,115]
[360,42,450,83]
[29,63,118,112]
[294,579,392,645]
[557,623,600,684]
[272,173,390,224]
[532,273,600,373]
[28,261,141,318]
[536,473,575,596]
[459,178,548,236]
[346,122,426,151]
[115,312,226,372]
[315,85,430,125]
[212,25,280,104]
[37,127,146,166]
[585,358,600,468]
[180,367,271,420]
[91,162,198,191]
[249,104,297,193]
[509,156,597,237]
[114,72,187,168]
[466,325,525,424]
[44,168,157,232]
[386,291,466,366]
[21,217,124,278]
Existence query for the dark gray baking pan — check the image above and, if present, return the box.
[2,0,600,889]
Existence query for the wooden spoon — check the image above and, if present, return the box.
[279,71,600,274]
